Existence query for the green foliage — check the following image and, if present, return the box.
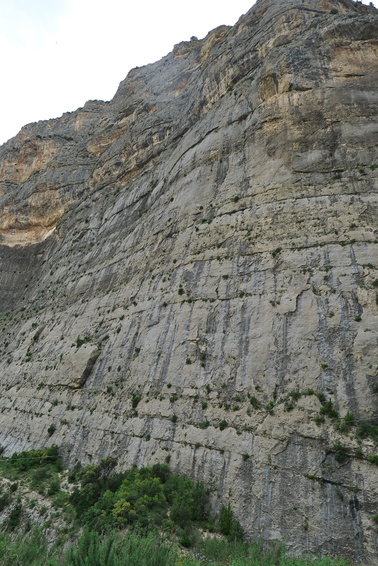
[0,446,62,497]
[7,502,22,531]
[319,400,338,419]
[219,420,228,431]
[65,529,177,566]
[0,527,49,566]
[179,529,195,548]
[343,411,355,427]
[218,504,243,541]
[47,424,56,437]
[68,461,82,483]
[289,391,301,401]
[356,421,378,444]
[367,454,378,465]
[76,336,91,348]
[0,453,358,566]
[69,461,211,536]
[316,392,326,403]
[333,443,349,463]
[337,412,355,433]
[131,395,141,409]
[354,447,363,459]
[0,502,360,566]
[0,492,11,511]
[47,477,61,496]
[0,528,177,566]
[1,446,60,474]
[196,537,249,563]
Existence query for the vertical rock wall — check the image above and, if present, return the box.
[0,0,377,559]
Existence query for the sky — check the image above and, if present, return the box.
[0,0,376,146]
[0,0,255,146]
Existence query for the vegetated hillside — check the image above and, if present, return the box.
[0,0,377,560]
[0,450,357,565]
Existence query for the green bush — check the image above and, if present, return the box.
[68,461,82,483]
[0,492,11,511]
[356,421,378,444]
[69,461,212,536]
[354,447,363,459]
[290,391,301,401]
[5,446,60,473]
[219,504,243,541]
[131,395,141,409]
[7,502,22,531]
[333,443,349,462]
[249,396,260,409]
[320,401,338,419]
[47,477,60,496]
[336,412,356,433]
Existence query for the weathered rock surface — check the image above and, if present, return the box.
[0,0,377,559]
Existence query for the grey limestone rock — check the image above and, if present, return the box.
[0,0,377,559]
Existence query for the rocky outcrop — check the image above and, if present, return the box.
[0,0,377,560]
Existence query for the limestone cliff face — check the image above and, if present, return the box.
[0,0,377,559]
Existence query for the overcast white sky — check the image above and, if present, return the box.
[0,0,376,146]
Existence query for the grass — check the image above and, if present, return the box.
[0,528,356,566]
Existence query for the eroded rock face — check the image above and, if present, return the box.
[0,0,377,559]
